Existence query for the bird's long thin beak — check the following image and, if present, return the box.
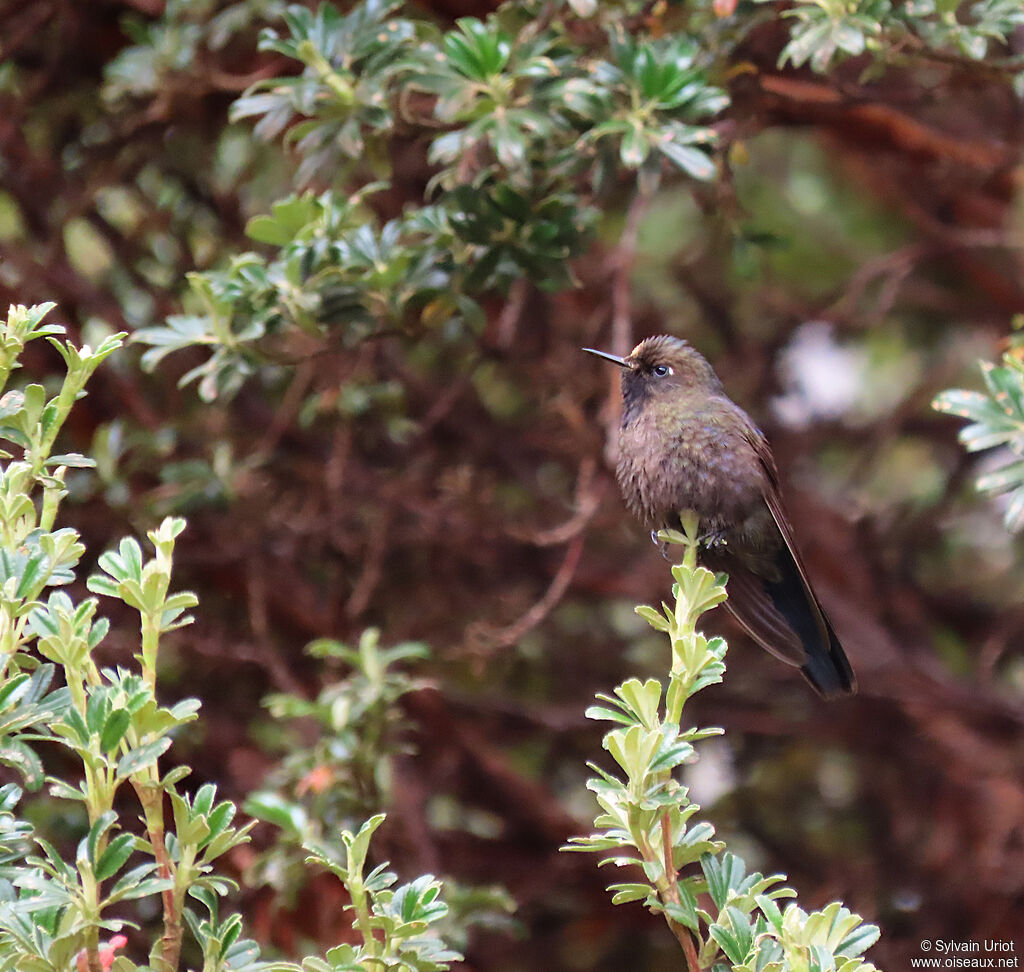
[583,347,630,367]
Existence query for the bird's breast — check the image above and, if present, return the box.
[616,402,765,532]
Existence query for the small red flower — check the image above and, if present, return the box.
[76,934,128,972]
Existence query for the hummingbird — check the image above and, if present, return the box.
[585,335,856,698]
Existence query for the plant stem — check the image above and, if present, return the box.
[84,934,102,972]
[135,780,181,972]
[660,810,701,972]
[349,877,386,966]
[140,615,161,691]
[635,809,702,972]
[670,918,702,972]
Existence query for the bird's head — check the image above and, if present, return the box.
[584,335,722,414]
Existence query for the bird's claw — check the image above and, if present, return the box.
[699,530,729,550]
[650,530,672,561]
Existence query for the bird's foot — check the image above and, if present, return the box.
[699,529,729,551]
[650,530,672,561]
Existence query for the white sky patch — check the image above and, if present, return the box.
[772,321,867,429]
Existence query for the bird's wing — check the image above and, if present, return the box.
[744,426,833,638]
[714,565,806,667]
[686,423,802,666]
[739,426,856,696]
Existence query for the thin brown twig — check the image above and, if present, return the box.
[132,781,182,972]
[346,506,395,618]
[609,192,649,358]
[253,358,316,460]
[496,278,530,350]
[603,191,650,464]
[189,633,306,694]
[671,917,702,972]
[636,815,702,972]
[471,531,585,650]
[661,811,701,972]
[830,226,1024,326]
[828,243,926,326]
[506,457,600,546]
[206,64,283,92]
[414,367,479,440]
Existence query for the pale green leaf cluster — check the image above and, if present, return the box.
[933,339,1024,531]
[0,303,461,972]
[564,514,881,972]
[299,815,461,972]
[242,627,518,954]
[760,0,1024,77]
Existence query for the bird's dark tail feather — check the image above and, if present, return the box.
[763,560,856,699]
[799,614,856,698]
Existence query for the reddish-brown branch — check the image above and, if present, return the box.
[661,813,701,972]
[470,531,586,651]
[601,191,650,464]
[506,457,601,547]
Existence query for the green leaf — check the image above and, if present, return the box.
[635,603,671,632]
[108,870,174,904]
[100,708,131,754]
[976,460,1024,493]
[85,810,119,867]
[605,724,661,780]
[658,139,716,180]
[245,791,310,837]
[192,782,216,818]
[933,388,1005,423]
[702,851,747,910]
[620,127,649,168]
[45,452,95,468]
[585,703,634,725]
[445,18,511,80]
[0,738,44,789]
[837,921,881,956]
[116,737,172,779]
[1002,485,1024,532]
[205,799,236,840]
[613,677,663,729]
[756,893,784,934]
[343,812,386,878]
[608,881,653,904]
[665,881,700,931]
[245,193,323,245]
[0,673,32,711]
[95,832,135,881]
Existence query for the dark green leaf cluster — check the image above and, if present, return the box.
[104,0,289,101]
[911,0,1024,64]
[234,5,726,189]
[136,1,727,400]
[233,2,416,186]
[0,667,69,792]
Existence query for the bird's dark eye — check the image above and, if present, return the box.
[652,364,672,377]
